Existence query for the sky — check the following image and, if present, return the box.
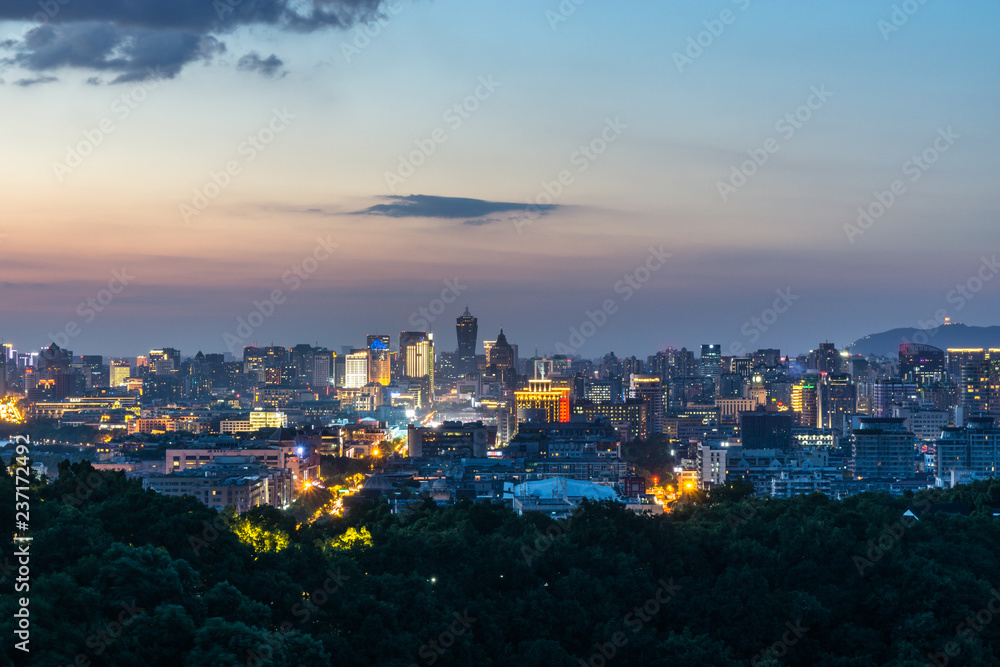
[1,0,999,360]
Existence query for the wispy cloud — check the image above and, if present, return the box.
[351,195,559,220]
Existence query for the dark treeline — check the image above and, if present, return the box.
[4,461,1000,666]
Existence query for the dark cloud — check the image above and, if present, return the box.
[14,75,58,86]
[352,195,559,219]
[237,52,285,78]
[463,217,501,226]
[0,0,390,82]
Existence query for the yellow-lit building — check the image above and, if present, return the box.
[109,361,131,387]
[515,379,570,423]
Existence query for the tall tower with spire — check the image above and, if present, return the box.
[455,306,478,375]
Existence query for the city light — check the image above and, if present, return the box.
[0,397,24,424]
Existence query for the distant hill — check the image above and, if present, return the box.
[850,323,1000,357]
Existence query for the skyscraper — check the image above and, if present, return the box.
[401,331,435,393]
[367,337,392,386]
[819,373,855,430]
[488,329,515,370]
[456,307,478,375]
[791,374,819,428]
[345,350,369,389]
[700,344,722,377]
[630,374,664,435]
[851,417,915,480]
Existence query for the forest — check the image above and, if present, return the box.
[4,460,1000,666]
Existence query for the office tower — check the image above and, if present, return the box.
[947,348,986,381]
[149,348,181,375]
[313,349,334,387]
[851,417,915,479]
[790,374,819,428]
[899,343,945,385]
[935,416,1000,481]
[630,374,664,434]
[740,412,793,449]
[700,344,722,377]
[0,347,6,396]
[514,378,571,423]
[345,350,369,389]
[571,399,649,442]
[871,379,918,418]
[819,373,855,430]
[401,332,435,395]
[751,349,781,369]
[584,378,622,404]
[367,334,391,350]
[456,307,478,375]
[488,330,515,370]
[956,351,993,415]
[717,373,745,399]
[109,361,131,387]
[814,342,840,374]
[38,343,72,372]
[367,337,391,386]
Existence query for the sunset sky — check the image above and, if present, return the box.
[2,0,998,359]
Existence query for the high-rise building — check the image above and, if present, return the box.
[345,351,369,389]
[790,374,819,428]
[936,416,1000,481]
[109,361,131,387]
[851,417,915,480]
[455,307,478,375]
[630,374,664,435]
[515,378,570,424]
[401,332,434,394]
[149,348,181,375]
[312,349,334,387]
[700,344,722,378]
[814,342,840,374]
[947,348,987,382]
[871,379,918,418]
[819,373,855,430]
[367,337,392,386]
[488,329,515,370]
[899,343,945,385]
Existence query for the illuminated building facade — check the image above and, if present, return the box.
[515,378,571,423]
[791,375,819,427]
[629,374,664,434]
[367,336,392,386]
[345,351,369,389]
